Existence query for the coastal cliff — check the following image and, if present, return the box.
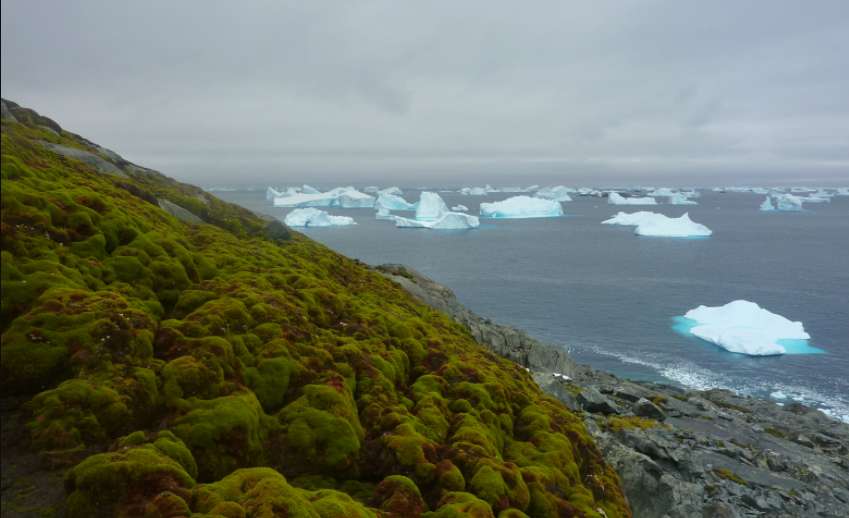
[1,100,629,517]
[378,265,849,517]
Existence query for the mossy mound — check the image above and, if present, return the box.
[1,101,630,517]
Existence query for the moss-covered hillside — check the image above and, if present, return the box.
[0,100,630,517]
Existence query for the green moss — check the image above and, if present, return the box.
[424,492,495,518]
[605,416,659,433]
[64,432,196,518]
[0,107,631,518]
[713,468,748,486]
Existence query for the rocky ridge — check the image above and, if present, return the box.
[378,264,849,517]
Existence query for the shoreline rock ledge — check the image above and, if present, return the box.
[378,264,849,518]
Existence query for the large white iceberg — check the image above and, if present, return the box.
[683,300,810,356]
[375,192,417,211]
[759,197,775,211]
[535,186,574,202]
[602,211,712,237]
[479,196,563,219]
[415,191,450,220]
[608,192,658,205]
[284,208,356,227]
[273,186,375,208]
[393,192,479,229]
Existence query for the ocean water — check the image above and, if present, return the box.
[216,189,849,422]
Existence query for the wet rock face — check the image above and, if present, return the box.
[383,267,849,518]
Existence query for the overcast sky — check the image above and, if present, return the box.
[3,1,849,186]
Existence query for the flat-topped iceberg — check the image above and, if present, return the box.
[284,208,356,227]
[392,192,479,229]
[608,192,658,205]
[603,211,712,237]
[479,196,563,219]
[681,300,811,356]
[459,185,492,196]
[273,186,375,208]
[535,186,574,202]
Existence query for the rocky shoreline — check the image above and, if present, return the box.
[378,264,849,518]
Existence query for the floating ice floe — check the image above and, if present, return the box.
[535,186,574,202]
[479,196,564,219]
[392,192,480,229]
[272,186,375,208]
[451,204,469,212]
[576,188,604,197]
[284,208,356,227]
[602,211,712,237]
[836,188,849,196]
[608,192,658,205]
[759,197,775,211]
[647,187,677,197]
[680,300,812,356]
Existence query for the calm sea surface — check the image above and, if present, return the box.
[216,188,849,422]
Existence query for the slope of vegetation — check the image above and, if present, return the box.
[0,100,630,517]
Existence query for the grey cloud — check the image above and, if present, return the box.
[2,0,848,186]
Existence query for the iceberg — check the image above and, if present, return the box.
[378,186,404,197]
[535,186,574,202]
[608,192,658,205]
[459,186,491,196]
[301,184,321,195]
[763,193,804,211]
[273,186,375,208]
[647,187,676,197]
[415,191,451,221]
[267,187,285,200]
[375,192,417,211]
[576,188,603,197]
[392,192,480,229]
[284,208,356,227]
[394,212,480,229]
[667,193,698,205]
[363,186,380,194]
[451,204,469,212]
[759,196,775,211]
[602,211,712,237]
[836,188,849,196]
[681,300,811,356]
[479,196,563,219]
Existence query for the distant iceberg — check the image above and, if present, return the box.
[667,193,698,205]
[363,186,380,194]
[603,211,712,237]
[647,187,676,197]
[284,208,356,227]
[760,193,803,212]
[459,185,492,196]
[681,300,812,356]
[391,192,479,229]
[535,186,574,202]
[608,192,658,205]
[836,188,849,196]
[576,188,603,197]
[378,186,404,197]
[451,204,469,212]
[301,184,321,194]
[273,186,375,208]
[479,196,563,219]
